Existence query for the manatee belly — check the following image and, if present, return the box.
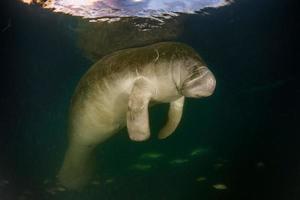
[68,77,134,143]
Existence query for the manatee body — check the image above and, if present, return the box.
[58,42,216,189]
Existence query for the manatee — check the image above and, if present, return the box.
[57,42,216,189]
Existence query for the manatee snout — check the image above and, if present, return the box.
[198,69,216,96]
[182,68,216,98]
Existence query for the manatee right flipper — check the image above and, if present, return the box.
[127,78,155,141]
[158,96,185,139]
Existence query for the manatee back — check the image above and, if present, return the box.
[92,42,204,75]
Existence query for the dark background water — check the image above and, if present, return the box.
[0,0,299,200]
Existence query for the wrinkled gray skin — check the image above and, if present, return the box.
[58,42,216,190]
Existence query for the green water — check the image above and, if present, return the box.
[0,0,298,200]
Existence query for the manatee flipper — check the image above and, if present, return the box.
[127,78,154,141]
[158,96,185,139]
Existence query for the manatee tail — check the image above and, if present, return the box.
[57,139,96,190]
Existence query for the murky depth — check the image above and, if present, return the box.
[0,0,298,200]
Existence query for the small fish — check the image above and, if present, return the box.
[256,162,265,168]
[140,152,163,159]
[190,148,209,156]
[169,159,189,165]
[57,187,66,192]
[45,185,67,195]
[196,177,207,182]
[92,180,100,185]
[214,163,224,169]
[213,184,227,190]
[130,164,152,171]
[104,178,114,184]
[46,188,57,195]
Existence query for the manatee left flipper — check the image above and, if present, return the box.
[127,78,155,141]
[158,96,185,139]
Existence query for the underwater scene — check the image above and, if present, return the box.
[0,0,298,199]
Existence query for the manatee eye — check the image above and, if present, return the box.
[189,72,199,80]
[188,65,204,80]
[191,65,199,73]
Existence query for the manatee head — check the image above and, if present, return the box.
[180,65,216,98]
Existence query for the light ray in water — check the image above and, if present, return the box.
[20,0,233,22]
